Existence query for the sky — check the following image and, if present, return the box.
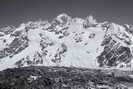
[0,0,133,27]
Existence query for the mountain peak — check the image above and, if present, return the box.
[56,13,71,19]
[54,13,71,25]
[86,15,97,24]
[0,14,133,70]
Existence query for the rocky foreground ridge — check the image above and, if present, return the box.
[0,66,133,89]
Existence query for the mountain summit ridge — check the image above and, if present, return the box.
[0,13,133,71]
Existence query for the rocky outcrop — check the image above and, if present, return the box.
[0,66,133,89]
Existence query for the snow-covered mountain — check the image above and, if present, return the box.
[0,13,133,71]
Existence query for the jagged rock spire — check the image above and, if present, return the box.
[83,15,97,28]
[86,15,97,24]
[54,13,71,25]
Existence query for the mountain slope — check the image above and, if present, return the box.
[0,13,133,70]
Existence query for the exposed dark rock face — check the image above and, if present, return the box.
[0,26,15,35]
[97,37,132,67]
[0,66,133,89]
[0,36,29,59]
[97,22,133,68]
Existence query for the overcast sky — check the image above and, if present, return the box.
[0,0,133,27]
